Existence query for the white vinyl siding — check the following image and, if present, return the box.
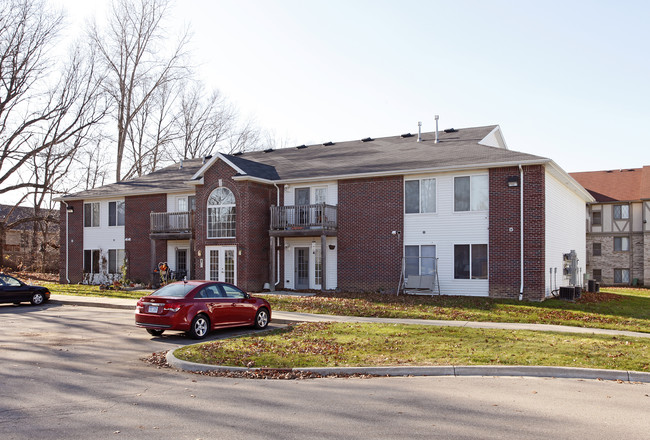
[545,170,587,297]
[283,237,337,290]
[284,181,338,206]
[82,198,126,284]
[166,193,195,212]
[404,171,489,296]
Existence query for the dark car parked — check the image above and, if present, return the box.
[0,274,50,306]
[135,280,271,339]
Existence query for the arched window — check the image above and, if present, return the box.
[207,187,236,238]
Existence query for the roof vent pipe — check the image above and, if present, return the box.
[179,159,183,169]
[434,115,439,143]
[417,121,422,142]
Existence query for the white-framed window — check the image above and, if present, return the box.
[613,205,629,220]
[614,268,630,284]
[314,187,327,205]
[613,237,629,252]
[454,175,489,212]
[405,178,436,214]
[108,249,126,274]
[405,245,437,277]
[84,202,100,227]
[108,201,125,226]
[83,249,100,273]
[454,244,488,279]
[207,187,236,238]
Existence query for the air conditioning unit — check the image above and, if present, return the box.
[559,286,576,300]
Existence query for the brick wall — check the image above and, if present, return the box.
[59,200,84,283]
[337,176,403,292]
[125,194,167,284]
[194,160,274,291]
[489,165,546,300]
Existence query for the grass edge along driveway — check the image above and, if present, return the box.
[174,321,650,372]
[259,288,650,334]
[43,282,650,333]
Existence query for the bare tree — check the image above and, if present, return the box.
[171,83,266,161]
[89,0,189,181]
[0,0,64,198]
[122,80,179,179]
[0,0,106,268]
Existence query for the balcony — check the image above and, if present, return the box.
[270,204,338,236]
[150,211,194,239]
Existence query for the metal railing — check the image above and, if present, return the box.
[270,204,337,231]
[150,211,194,234]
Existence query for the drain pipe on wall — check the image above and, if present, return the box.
[61,200,71,284]
[272,183,281,288]
[519,164,524,301]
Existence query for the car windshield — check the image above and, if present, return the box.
[150,283,194,298]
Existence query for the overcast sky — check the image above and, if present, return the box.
[50,0,650,175]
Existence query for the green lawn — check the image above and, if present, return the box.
[45,281,650,333]
[44,282,149,299]
[259,288,650,333]
[175,321,650,372]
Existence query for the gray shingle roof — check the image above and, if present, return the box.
[61,158,204,200]
[61,125,549,200]
[222,125,547,180]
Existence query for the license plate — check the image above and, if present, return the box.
[148,305,159,313]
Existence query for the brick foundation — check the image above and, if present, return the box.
[125,194,167,284]
[337,176,403,292]
[489,166,546,300]
[194,160,274,291]
[59,200,84,283]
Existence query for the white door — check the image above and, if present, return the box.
[205,246,237,284]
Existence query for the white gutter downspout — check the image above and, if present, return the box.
[519,165,524,301]
[61,200,70,284]
[272,183,281,287]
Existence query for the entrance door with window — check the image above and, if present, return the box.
[294,247,310,290]
[295,188,310,226]
[205,246,237,285]
[175,248,188,280]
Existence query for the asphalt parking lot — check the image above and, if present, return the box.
[1,302,649,440]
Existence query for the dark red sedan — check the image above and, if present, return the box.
[135,281,271,339]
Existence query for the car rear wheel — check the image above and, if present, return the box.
[254,308,269,329]
[188,314,210,339]
[30,292,45,305]
[146,329,164,336]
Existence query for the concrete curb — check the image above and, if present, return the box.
[165,350,650,382]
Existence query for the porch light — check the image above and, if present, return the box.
[66,206,74,213]
[507,176,519,187]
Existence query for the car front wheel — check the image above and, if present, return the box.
[188,314,210,339]
[30,292,45,305]
[254,308,269,329]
